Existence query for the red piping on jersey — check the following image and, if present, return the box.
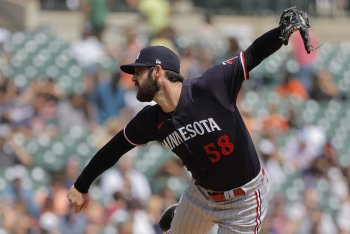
[123,128,139,146]
[240,51,249,80]
[254,190,262,234]
[157,120,166,130]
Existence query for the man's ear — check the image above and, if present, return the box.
[154,65,163,79]
[155,65,162,72]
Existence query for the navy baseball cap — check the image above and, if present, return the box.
[120,46,180,75]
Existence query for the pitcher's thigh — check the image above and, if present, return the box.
[217,189,269,234]
[169,196,214,234]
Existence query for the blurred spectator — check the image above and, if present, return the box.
[105,192,129,232]
[290,30,319,92]
[84,199,108,233]
[128,199,156,234]
[153,157,189,197]
[31,78,63,101]
[301,140,341,190]
[0,78,35,134]
[155,157,188,181]
[23,77,62,137]
[127,0,171,37]
[0,27,10,54]
[150,26,179,54]
[328,165,349,202]
[319,140,339,168]
[29,78,62,136]
[58,206,88,234]
[81,0,109,41]
[287,187,337,234]
[108,199,156,234]
[0,74,14,97]
[276,72,308,101]
[93,117,125,150]
[337,194,350,234]
[180,46,206,78]
[0,125,33,168]
[62,157,82,189]
[48,175,70,216]
[310,69,340,101]
[258,136,286,190]
[6,99,35,135]
[71,24,107,70]
[195,11,225,62]
[262,195,290,234]
[39,197,60,234]
[286,106,302,129]
[216,36,242,63]
[89,70,126,125]
[3,199,35,233]
[57,92,91,130]
[226,36,241,55]
[2,176,40,218]
[262,104,290,134]
[303,155,329,181]
[105,191,127,218]
[157,186,178,210]
[282,125,326,170]
[146,195,167,233]
[100,154,152,204]
[108,29,146,67]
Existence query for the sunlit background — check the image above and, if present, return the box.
[0,0,349,233]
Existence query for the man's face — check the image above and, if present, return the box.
[133,67,159,102]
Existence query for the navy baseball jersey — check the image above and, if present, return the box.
[73,27,282,195]
[124,52,260,191]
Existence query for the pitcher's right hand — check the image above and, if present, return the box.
[67,185,89,213]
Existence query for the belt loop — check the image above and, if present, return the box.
[224,190,234,199]
[229,190,235,198]
[224,191,231,200]
[208,188,246,201]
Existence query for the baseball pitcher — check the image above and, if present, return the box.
[67,7,312,234]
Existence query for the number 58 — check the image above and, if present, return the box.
[203,135,235,163]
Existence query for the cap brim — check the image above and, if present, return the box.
[120,63,151,75]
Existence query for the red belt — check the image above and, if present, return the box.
[206,167,266,201]
[207,187,246,201]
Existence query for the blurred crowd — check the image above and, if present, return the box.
[0,0,350,234]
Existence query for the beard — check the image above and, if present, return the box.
[136,69,159,102]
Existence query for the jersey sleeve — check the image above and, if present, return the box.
[197,51,248,106]
[124,105,157,145]
[197,28,283,106]
[243,27,283,71]
[74,130,135,193]
[222,51,250,81]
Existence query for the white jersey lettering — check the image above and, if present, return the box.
[186,124,196,138]
[178,127,190,141]
[199,120,211,132]
[209,118,221,131]
[161,117,222,150]
[193,121,205,135]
